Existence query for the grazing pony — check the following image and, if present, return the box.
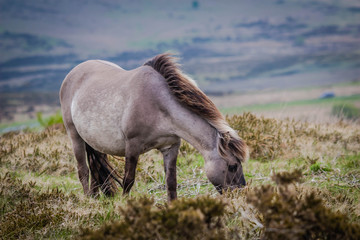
[60,53,248,201]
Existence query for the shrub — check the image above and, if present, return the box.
[80,196,226,240]
[271,168,303,185]
[37,110,63,128]
[0,172,73,239]
[247,170,360,240]
[227,112,295,160]
[0,126,74,175]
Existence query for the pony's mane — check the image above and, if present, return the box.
[144,53,248,163]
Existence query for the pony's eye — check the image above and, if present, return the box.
[228,164,237,173]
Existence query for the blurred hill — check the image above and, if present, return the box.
[0,0,360,94]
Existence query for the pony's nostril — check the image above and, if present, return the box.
[240,174,246,186]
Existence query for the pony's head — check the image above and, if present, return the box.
[205,130,248,193]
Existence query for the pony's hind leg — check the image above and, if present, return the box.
[161,140,181,202]
[64,124,99,196]
[69,132,91,195]
[61,102,91,195]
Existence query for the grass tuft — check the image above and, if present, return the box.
[272,169,303,185]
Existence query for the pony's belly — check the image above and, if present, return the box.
[71,101,126,156]
[81,129,126,156]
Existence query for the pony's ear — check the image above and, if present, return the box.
[228,137,249,163]
[223,131,231,145]
[217,132,231,157]
[218,132,230,148]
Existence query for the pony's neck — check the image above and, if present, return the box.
[172,110,218,159]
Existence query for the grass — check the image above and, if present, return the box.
[1,113,360,239]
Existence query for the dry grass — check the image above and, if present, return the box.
[0,125,75,176]
[1,113,360,239]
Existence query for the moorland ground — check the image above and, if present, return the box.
[1,109,359,239]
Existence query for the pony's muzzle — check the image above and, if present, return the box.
[215,179,247,194]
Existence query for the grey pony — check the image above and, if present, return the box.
[60,53,248,202]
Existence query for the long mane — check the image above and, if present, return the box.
[144,53,248,163]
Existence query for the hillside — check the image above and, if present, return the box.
[1,0,360,94]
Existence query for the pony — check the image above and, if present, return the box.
[60,53,248,201]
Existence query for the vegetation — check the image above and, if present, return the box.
[332,103,360,120]
[80,196,225,240]
[36,111,63,128]
[1,113,359,239]
[248,170,360,240]
[0,172,73,239]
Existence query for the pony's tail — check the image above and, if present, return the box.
[85,143,123,196]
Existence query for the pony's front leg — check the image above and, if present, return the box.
[123,153,139,195]
[161,140,181,202]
